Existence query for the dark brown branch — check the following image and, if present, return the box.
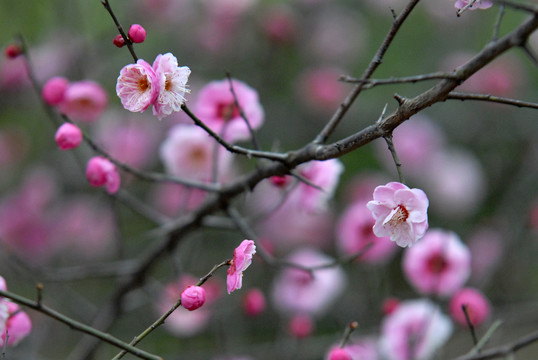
[446,92,538,109]
[454,329,538,360]
[101,0,138,63]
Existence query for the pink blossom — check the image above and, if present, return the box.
[453,0,493,10]
[367,182,429,248]
[298,67,348,114]
[194,78,264,142]
[449,287,491,327]
[159,124,234,181]
[0,302,32,347]
[4,44,22,59]
[288,313,314,338]
[42,76,69,105]
[379,299,453,360]
[328,338,380,360]
[57,80,108,122]
[181,286,206,311]
[328,348,352,360]
[227,239,256,294]
[128,24,147,43]
[271,248,346,316]
[55,123,82,150]
[467,228,503,284]
[116,59,159,113]
[261,5,297,44]
[152,53,191,119]
[403,229,471,297]
[336,201,397,264]
[85,156,120,194]
[151,183,208,216]
[242,288,266,316]
[382,297,400,315]
[0,276,6,292]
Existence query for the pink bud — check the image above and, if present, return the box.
[85,156,120,194]
[242,288,266,316]
[42,76,69,106]
[113,34,126,48]
[328,348,352,360]
[449,287,491,327]
[55,123,83,150]
[269,175,291,188]
[288,314,314,338]
[5,44,22,59]
[381,297,400,315]
[128,24,147,43]
[181,286,206,311]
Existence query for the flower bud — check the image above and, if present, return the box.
[288,314,314,338]
[242,288,266,316]
[113,34,126,48]
[5,44,22,59]
[86,156,120,194]
[42,76,69,105]
[55,123,83,150]
[181,286,206,311]
[328,348,352,360]
[128,24,147,43]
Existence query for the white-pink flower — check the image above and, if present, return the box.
[403,229,471,297]
[453,0,492,10]
[116,59,159,113]
[194,78,264,142]
[227,239,256,294]
[152,53,191,119]
[85,156,121,194]
[367,182,429,248]
[0,302,32,347]
[379,299,452,360]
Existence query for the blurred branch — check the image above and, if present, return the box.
[340,71,458,88]
[446,92,538,109]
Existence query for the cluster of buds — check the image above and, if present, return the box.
[113,24,146,48]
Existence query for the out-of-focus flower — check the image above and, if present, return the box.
[297,67,348,114]
[242,288,266,316]
[453,0,493,10]
[4,44,22,59]
[379,299,453,360]
[335,338,380,360]
[55,123,82,150]
[194,78,264,142]
[336,201,397,264]
[117,59,159,113]
[327,347,352,360]
[271,248,346,316]
[449,287,491,327]
[0,302,32,347]
[467,228,503,284]
[403,229,471,297]
[382,297,400,315]
[128,24,147,43]
[227,240,256,294]
[57,80,107,123]
[42,76,69,105]
[261,5,296,44]
[181,286,206,311]
[85,156,120,194]
[288,313,314,338]
[151,183,208,216]
[152,53,191,119]
[367,182,429,248]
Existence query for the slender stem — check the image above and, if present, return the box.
[462,305,479,347]
[226,72,260,150]
[101,0,138,62]
[339,321,359,348]
[446,92,538,109]
[384,134,405,184]
[340,71,457,88]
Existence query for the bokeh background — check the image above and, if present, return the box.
[0,0,537,359]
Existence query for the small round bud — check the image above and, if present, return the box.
[242,288,266,317]
[128,24,147,44]
[5,44,22,59]
[181,286,206,311]
[86,156,120,194]
[113,34,126,48]
[55,123,83,150]
[328,348,352,360]
[288,314,314,338]
[42,76,69,106]
[382,297,400,315]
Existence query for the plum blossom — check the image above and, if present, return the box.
[403,229,471,297]
[379,299,453,360]
[326,338,379,360]
[181,286,206,311]
[194,78,264,142]
[55,123,82,150]
[128,24,147,43]
[227,240,256,294]
[288,313,314,338]
[57,80,108,123]
[85,156,121,194]
[327,347,352,360]
[0,276,32,347]
[453,0,493,10]
[152,53,191,119]
[367,182,429,248]
[116,59,159,113]
[42,76,69,105]
[271,248,346,316]
[449,287,491,327]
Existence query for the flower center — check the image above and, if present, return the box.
[165,76,172,91]
[190,146,207,163]
[426,253,448,274]
[387,205,409,227]
[138,76,149,92]
[216,102,240,121]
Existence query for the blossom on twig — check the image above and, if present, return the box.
[227,240,256,294]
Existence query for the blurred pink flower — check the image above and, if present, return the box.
[151,183,208,216]
[85,156,120,194]
[57,80,107,123]
[327,347,352,360]
[181,286,206,311]
[333,338,380,360]
[0,302,32,347]
[261,5,297,44]
[467,228,503,284]
[367,182,429,248]
[227,239,256,294]
[0,54,29,90]
[42,76,69,105]
[297,67,347,113]
[55,123,82,150]
[117,59,159,113]
[379,299,453,360]
[271,248,346,316]
[152,53,191,119]
[194,78,264,142]
[336,201,397,264]
[403,229,471,297]
[0,277,6,291]
[449,287,491,327]
[242,288,266,316]
[288,313,314,338]
[453,0,492,10]
[159,124,234,181]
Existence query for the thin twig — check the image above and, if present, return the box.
[101,0,138,62]
[492,4,505,41]
[384,133,405,184]
[446,92,538,109]
[339,321,359,348]
[340,71,457,88]
[226,72,260,150]
[462,304,479,347]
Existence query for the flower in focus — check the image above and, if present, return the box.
[379,299,453,360]
[453,0,493,10]
[85,156,120,194]
[194,78,264,142]
[367,182,429,248]
[57,80,107,122]
[152,53,191,119]
[128,24,147,43]
[403,229,471,297]
[181,286,206,311]
[449,287,491,327]
[55,123,82,150]
[227,239,256,294]
[116,59,159,113]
